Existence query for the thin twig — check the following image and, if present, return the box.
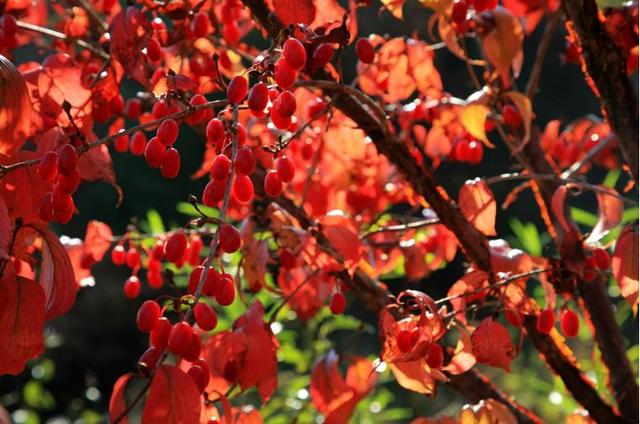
[268,269,320,324]
[360,217,441,240]
[525,11,561,99]
[16,21,110,60]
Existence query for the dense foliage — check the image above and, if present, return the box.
[0,0,638,423]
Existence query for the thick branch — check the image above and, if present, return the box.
[563,0,639,182]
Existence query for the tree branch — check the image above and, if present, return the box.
[562,0,639,183]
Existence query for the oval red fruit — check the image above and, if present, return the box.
[167,321,192,355]
[124,276,141,299]
[329,292,346,314]
[560,308,580,338]
[536,308,555,334]
[227,75,248,104]
[426,343,444,369]
[232,174,254,203]
[282,37,307,70]
[355,38,375,64]
[264,170,283,197]
[137,300,161,332]
[58,144,78,175]
[194,302,218,331]
[219,224,241,253]
[164,231,188,263]
[161,147,181,179]
[275,155,295,182]
[38,152,59,181]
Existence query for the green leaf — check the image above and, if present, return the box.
[509,218,542,256]
[570,207,598,227]
[176,202,220,218]
[602,169,621,189]
[146,209,165,234]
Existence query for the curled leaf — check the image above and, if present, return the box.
[460,103,493,147]
[612,226,639,312]
[585,187,623,245]
[459,179,497,236]
[481,7,524,83]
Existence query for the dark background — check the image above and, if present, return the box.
[1,0,637,423]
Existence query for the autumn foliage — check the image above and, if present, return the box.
[0,0,638,422]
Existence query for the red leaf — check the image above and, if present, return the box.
[0,55,32,156]
[202,302,279,402]
[480,7,524,84]
[78,144,116,185]
[83,221,113,262]
[272,0,316,26]
[612,226,639,312]
[109,10,151,85]
[459,179,496,236]
[387,359,445,396]
[471,318,516,371]
[108,373,136,424]
[318,213,363,265]
[0,197,11,260]
[310,352,376,424]
[141,365,201,424]
[15,225,77,320]
[277,267,333,321]
[0,273,45,375]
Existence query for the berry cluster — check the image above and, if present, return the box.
[535,306,581,338]
[37,144,80,224]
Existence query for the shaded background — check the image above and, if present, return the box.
[1,0,638,423]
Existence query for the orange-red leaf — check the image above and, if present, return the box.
[0,273,45,375]
[0,55,32,156]
[141,365,201,424]
[612,226,639,312]
[83,221,113,262]
[459,179,497,236]
[585,187,623,245]
[319,213,363,265]
[470,318,516,371]
[108,373,137,424]
[481,7,524,83]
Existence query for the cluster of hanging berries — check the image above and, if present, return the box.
[395,328,445,369]
[536,306,581,338]
[37,143,80,224]
[583,247,611,281]
[135,299,215,393]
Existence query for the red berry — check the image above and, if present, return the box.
[38,152,59,181]
[329,292,346,314]
[584,256,598,281]
[151,240,165,261]
[157,119,179,145]
[355,38,375,64]
[111,245,126,265]
[505,309,523,327]
[206,118,226,146]
[223,22,240,44]
[203,179,225,206]
[219,224,241,253]
[187,365,207,392]
[592,248,611,270]
[194,303,218,331]
[110,96,124,115]
[396,329,418,353]
[57,169,80,194]
[235,147,256,175]
[232,174,254,203]
[560,308,580,338]
[146,37,163,62]
[248,82,269,114]
[277,91,297,117]
[280,248,297,269]
[168,321,192,355]
[165,231,188,263]
[426,343,444,369]
[125,98,142,120]
[161,147,181,178]
[269,103,292,129]
[1,14,17,37]
[312,43,334,69]
[274,58,296,89]
[282,37,307,70]
[467,140,483,164]
[453,139,471,162]
[58,144,78,175]
[183,331,201,362]
[227,75,248,104]
[275,155,295,182]
[187,94,208,124]
[536,308,555,334]
[147,271,163,289]
[211,154,231,181]
[138,347,162,374]
[124,276,141,299]
[502,104,522,128]
[145,137,164,168]
[215,275,235,306]
[114,134,129,153]
[126,247,141,268]
[187,235,203,266]
[137,300,161,332]
[151,317,172,349]
[152,100,168,119]
[130,131,147,155]
[191,12,210,38]
[451,0,468,25]
[264,170,283,197]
